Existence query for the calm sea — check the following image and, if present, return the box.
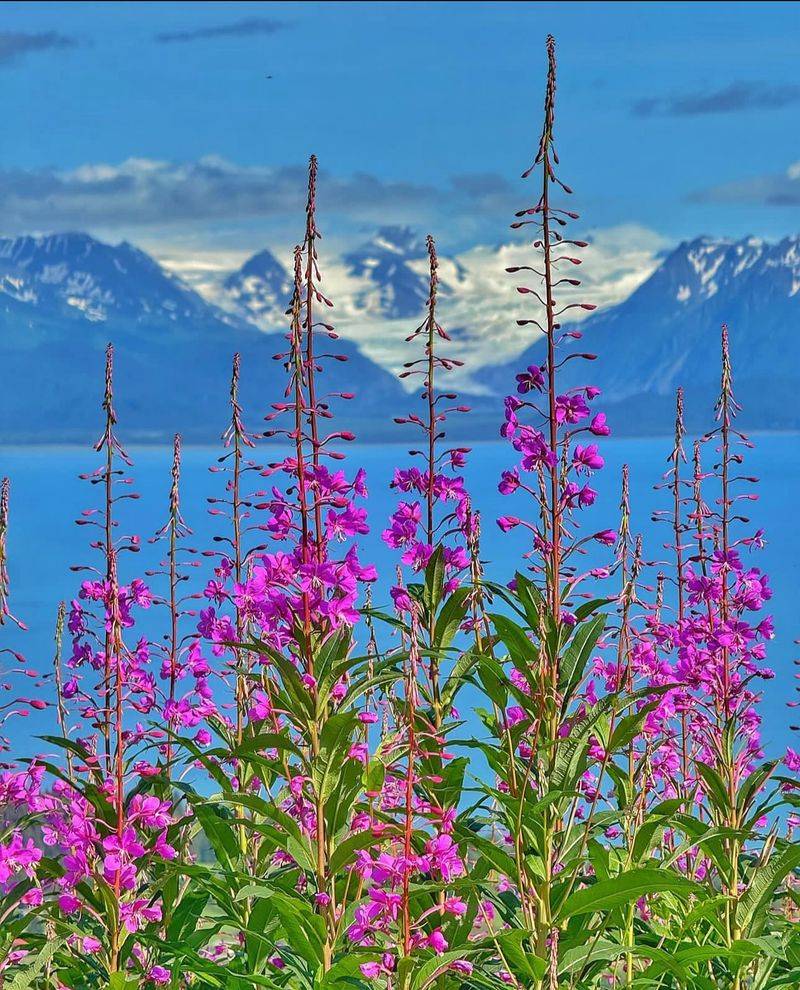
[2,436,798,759]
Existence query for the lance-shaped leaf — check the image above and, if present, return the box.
[557,867,700,921]
[311,710,360,803]
[558,612,605,700]
[736,842,800,934]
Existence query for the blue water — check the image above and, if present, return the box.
[1,436,799,759]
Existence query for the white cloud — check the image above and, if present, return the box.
[0,156,441,233]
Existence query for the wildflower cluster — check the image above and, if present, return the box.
[0,34,797,990]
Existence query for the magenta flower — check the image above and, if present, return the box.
[555,393,590,424]
[499,468,521,495]
[516,364,545,393]
[427,929,448,954]
[573,444,604,473]
[119,898,162,933]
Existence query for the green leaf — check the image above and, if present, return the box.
[559,939,689,982]
[737,759,779,816]
[423,546,446,614]
[108,975,140,990]
[189,799,241,870]
[269,892,325,967]
[362,758,386,795]
[737,842,800,934]
[695,761,732,815]
[630,802,684,863]
[559,613,605,698]
[573,597,611,623]
[38,734,93,763]
[491,930,546,982]
[460,831,518,879]
[245,641,315,724]
[558,868,700,920]
[410,949,474,989]
[433,586,471,651]
[512,571,546,629]
[233,732,303,760]
[608,699,662,756]
[167,887,210,942]
[441,648,481,708]
[312,711,359,803]
[476,655,509,709]
[489,612,539,668]
[7,939,64,990]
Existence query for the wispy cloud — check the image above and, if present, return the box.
[633,81,800,118]
[0,30,77,66]
[0,157,437,232]
[154,17,287,44]
[691,161,800,206]
[0,156,516,236]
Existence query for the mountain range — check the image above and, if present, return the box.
[0,228,797,443]
[0,232,406,443]
[208,225,465,328]
[481,235,800,433]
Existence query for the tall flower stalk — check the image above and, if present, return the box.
[0,478,31,756]
[152,434,193,775]
[179,158,378,984]
[3,345,179,986]
[376,232,475,981]
[206,353,259,744]
[384,232,471,719]
[492,34,616,971]
[52,602,73,782]
[0,479,22,632]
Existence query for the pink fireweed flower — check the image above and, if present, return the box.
[119,898,163,933]
[555,393,590,424]
[499,467,521,495]
[427,929,448,954]
[425,833,465,882]
[516,364,546,393]
[572,444,604,473]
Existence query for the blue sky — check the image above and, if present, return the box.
[2,1,800,259]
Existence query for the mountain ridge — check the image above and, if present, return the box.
[0,231,407,444]
[479,233,800,433]
[1,229,798,443]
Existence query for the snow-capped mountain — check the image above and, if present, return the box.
[0,233,406,443]
[220,247,293,326]
[212,225,462,329]
[201,224,661,387]
[482,234,800,432]
[3,228,797,443]
[0,232,219,326]
[342,225,462,319]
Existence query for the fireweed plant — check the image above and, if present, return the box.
[0,476,49,975]
[0,34,799,990]
[0,345,186,986]
[359,232,477,984]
